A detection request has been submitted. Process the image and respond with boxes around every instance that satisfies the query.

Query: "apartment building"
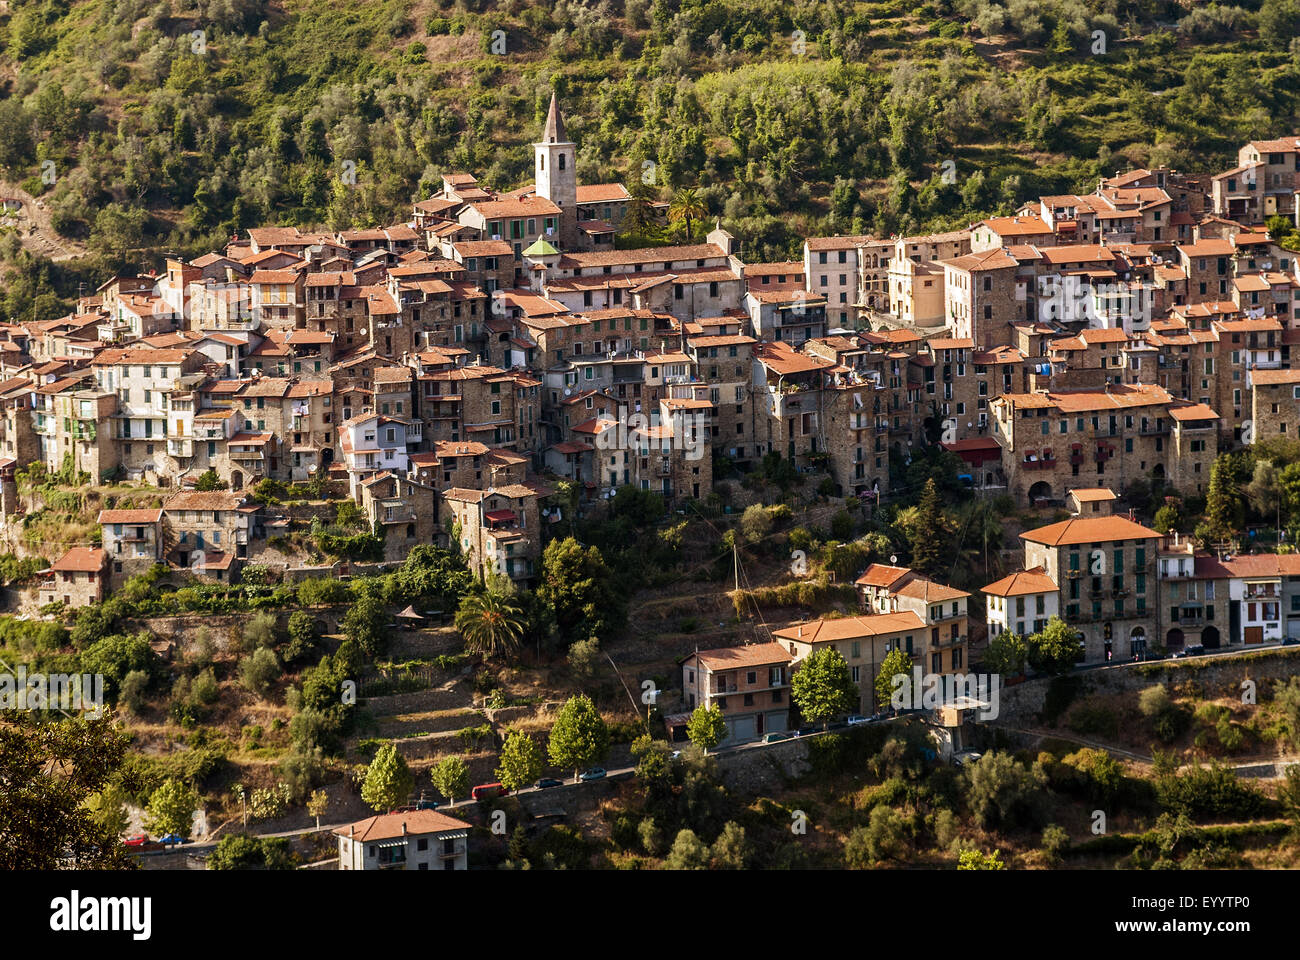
[1017,514,1161,661]
[677,642,792,746]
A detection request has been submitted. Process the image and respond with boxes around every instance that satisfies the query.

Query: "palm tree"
[668,187,707,240]
[455,591,526,662]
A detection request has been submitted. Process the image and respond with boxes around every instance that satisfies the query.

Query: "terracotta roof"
[1068,488,1117,502]
[689,642,793,671]
[163,491,250,511]
[49,547,105,573]
[1020,516,1158,547]
[893,578,970,603]
[98,509,163,524]
[854,563,912,589]
[982,567,1058,597]
[773,611,927,643]
[334,810,470,842]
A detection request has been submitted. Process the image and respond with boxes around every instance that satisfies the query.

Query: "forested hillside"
[2,0,1299,321]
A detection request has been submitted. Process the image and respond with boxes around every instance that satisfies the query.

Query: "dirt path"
[0,178,90,262]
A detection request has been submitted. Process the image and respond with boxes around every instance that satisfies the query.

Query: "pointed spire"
[543,92,567,144]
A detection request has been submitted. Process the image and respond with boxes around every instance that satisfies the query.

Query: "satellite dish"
[889,555,898,564]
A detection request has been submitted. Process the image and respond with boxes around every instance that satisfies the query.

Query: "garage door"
[730,716,758,743]
[767,711,789,734]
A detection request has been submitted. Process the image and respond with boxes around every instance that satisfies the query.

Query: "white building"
[982,566,1060,639]
[335,810,470,871]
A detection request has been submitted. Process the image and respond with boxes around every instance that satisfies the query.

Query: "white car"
[846,715,868,725]
[952,751,983,768]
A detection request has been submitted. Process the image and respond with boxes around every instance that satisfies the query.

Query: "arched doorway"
[1201,626,1221,650]
[1152,464,1166,480]
[230,471,244,491]
[321,448,334,465]
[1166,628,1184,650]
[1028,480,1051,506]
[1129,625,1147,657]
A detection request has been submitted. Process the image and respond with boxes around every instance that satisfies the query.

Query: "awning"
[484,509,517,523]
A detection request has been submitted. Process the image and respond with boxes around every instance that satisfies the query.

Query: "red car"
[471,782,506,801]
[123,834,148,848]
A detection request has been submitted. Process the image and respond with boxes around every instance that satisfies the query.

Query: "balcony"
[1021,457,1056,471]
[230,449,265,461]
[167,439,193,458]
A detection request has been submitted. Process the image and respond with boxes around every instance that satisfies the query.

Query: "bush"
[284,610,319,665]
[242,611,279,652]
[240,647,282,695]
[1156,763,1265,819]
[207,834,293,870]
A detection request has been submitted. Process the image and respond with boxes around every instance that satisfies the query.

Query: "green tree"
[284,610,319,665]
[455,591,526,663]
[966,752,1047,829]
[538,537,625,644]
[307,789,329,829]
[547,694,610,780]
[1153,499,1185,535]
[1026,616,1080,676]
[844,805,909,865]
[667,186,707,239]
[710,821,751,869]
[343,595,389,658]
[0,712,136,869]
[874,648,914,713]
[80,631,164,702]
[907,478,949,577]
[1260,0,1300,49]
[791,647,859,723]
[957,848,1005,870]
[430,756,469,805]
[1041,824,1070,864]
[740,503,772,543]
[663,828,710,869]
[360,743,415,812]
[984,630,1027,677]
[239,647,281,695]
[145,778,198,838]
[1201,455,1242,545]
[496,729,543,794]
[193,468,226,491]
[686,703,727,754]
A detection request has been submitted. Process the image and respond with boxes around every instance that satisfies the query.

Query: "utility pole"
[733,540,740,595]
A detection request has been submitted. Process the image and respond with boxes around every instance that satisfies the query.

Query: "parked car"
[1283,637,1300,646]
[952,751,983,768]
[159,833,187,846]
[762,730,795,743]
[846,715,868,725]
[579,767,606,782]
[123,835,148,848]
[414,798,441,810]
[470,782,506,801]
[535,778,563,790]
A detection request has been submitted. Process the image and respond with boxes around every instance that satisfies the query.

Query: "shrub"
[241,611,279,652]
[1156,763,1265,819]
[240,647,282,695]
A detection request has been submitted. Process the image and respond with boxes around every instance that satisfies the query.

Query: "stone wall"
[995,647,1300,725]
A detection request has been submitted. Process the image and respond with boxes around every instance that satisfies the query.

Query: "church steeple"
[542,92,569,144]
[535,92,577,249]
